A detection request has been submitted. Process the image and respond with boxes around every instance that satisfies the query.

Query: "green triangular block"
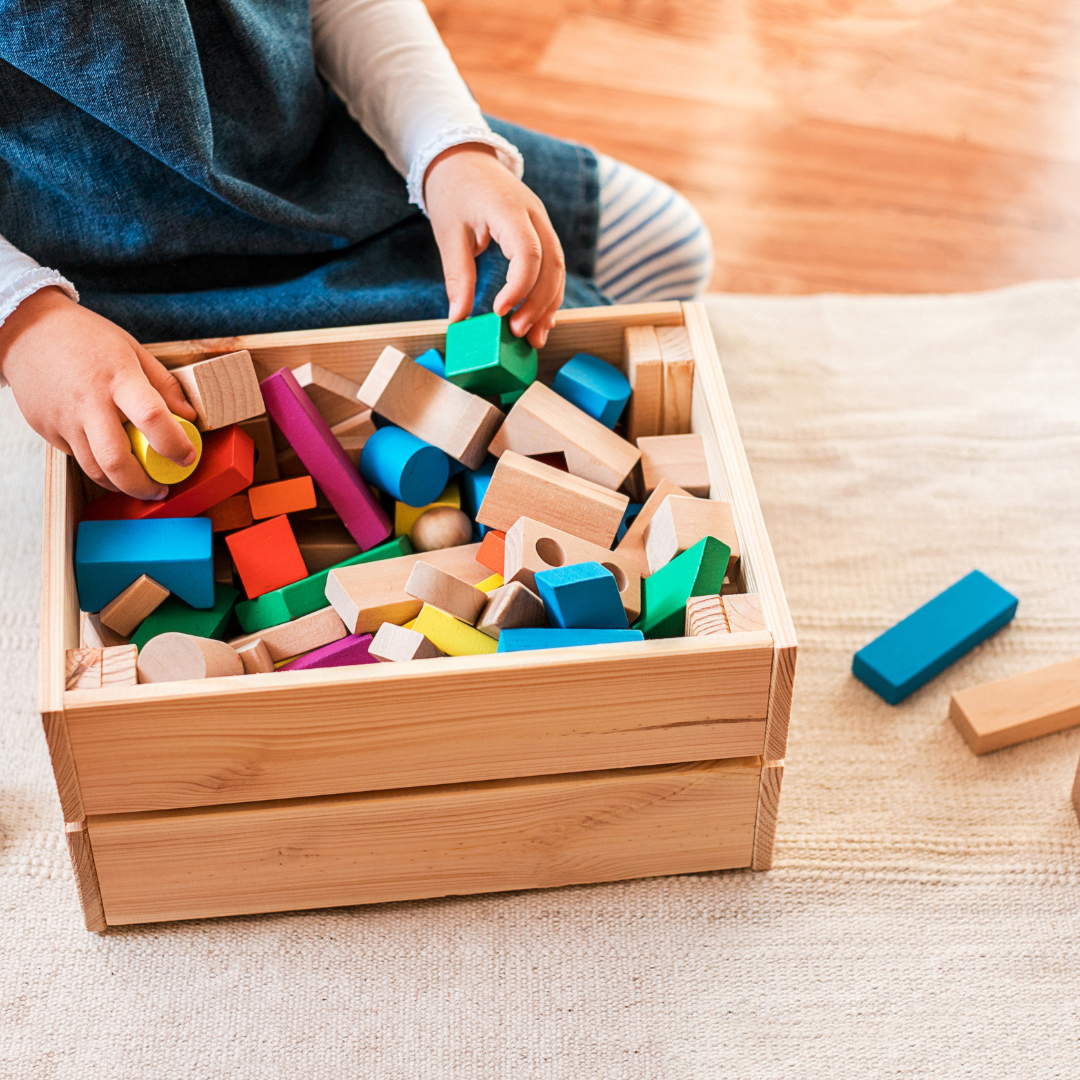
[445,312,537,396]
[130,585,240,650]
[633,536,731,639]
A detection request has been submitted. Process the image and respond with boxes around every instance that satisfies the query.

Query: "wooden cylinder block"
[137,633,244,684]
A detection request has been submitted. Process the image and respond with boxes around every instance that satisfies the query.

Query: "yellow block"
[394,480,460,538]
[125,416,202,484]
[413,603,497,657]
[402,618,417,631]
[477,574,504,593]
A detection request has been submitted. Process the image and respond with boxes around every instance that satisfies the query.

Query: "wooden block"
[488,381,640,491]
[214,542,234,586]
[261,366,391,550]
[292,362,365,427]
[237,416,279,484]
[405,562,488,625]
[80,425,255,522]
[292,517,361,573]
[502,517,641,621]
[235,638,275,674]
[395,480,460,539]
[550,353,631,429]
[225,515,308,600]
[99,574,170,637]
[614,478,692,578]
[949,656,1080,754]
[685,595,729,637]
[137,633,245,683]
[330,409,377,439]
[205,493,253,533]
[476,529,506,574]
[369,622,445,662]
[75,517,213,611]
[100,643,138,687]
[130,585,239,650]
[125,416,202,484]
[477,574,504,593]
[359,426,449,506]
[66,648,102,690]
[357,346,503,470]
[853,571,1019,705]
[444,311,537,395]
[637,434,710,498]
[497,629,644,653]
[476,581,547,641]
[247,476,317,519]
[230,605,347,662]
[79,611,129,649]
[657,326,694,436]
[723,594,766,634]
[634,536,730,639]
[476,451,628,549]
[171,350,264,431]
[326,544,488,634]
[643,495,739,576]
[411,507,473,552]
[535,562,628,631]
[280,633,376,671]
[623,325,663,443]
[274,446,308,480]
[412,603,498,656]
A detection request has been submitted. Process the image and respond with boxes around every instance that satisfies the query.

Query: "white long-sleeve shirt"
[0,0,522,334]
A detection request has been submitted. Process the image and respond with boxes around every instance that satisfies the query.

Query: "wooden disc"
[137,632,244,683]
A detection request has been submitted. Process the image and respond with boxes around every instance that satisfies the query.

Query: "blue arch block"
[359,426,450,508]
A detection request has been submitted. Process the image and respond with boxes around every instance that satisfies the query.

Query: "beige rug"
[2,282,1079,1078]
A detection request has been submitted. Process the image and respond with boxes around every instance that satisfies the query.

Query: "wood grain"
[88,758,762,925]
[751,760,784,872]
[64,821,107,932]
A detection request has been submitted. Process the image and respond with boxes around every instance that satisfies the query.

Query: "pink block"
[280,633,376,671]
[261,367,391,550]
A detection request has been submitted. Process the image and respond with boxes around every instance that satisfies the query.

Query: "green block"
[130,585,240,650]
[499,387,526,407]
[235,535,413,633]
[445,312,537,396]
[633,537,730,639]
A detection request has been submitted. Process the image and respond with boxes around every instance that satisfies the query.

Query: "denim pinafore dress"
[0,0,605,342]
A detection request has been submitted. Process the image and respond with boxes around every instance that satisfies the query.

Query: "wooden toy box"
[39,302,796,931]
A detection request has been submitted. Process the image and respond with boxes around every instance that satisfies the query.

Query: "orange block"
[476,529,506,575]
[248,476,317,520]
[225,515,309,599]
[205,493,253,533]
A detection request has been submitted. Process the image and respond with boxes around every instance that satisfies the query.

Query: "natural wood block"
[357,346,503,470]
[247,476,317,520]
[643,495,739,576]
[685,595,729,637]
[64,820,106,932]
[137,633,245,684]
[99,575,170,637]
[411,506,472,552]
[101,644,138,687]
[236,416,279,484]
[325,543,488,634]
[235,638,275,674]
[205,493,254,533]
[476,451,628,548]
[79,611,129,650]
[405,561,488,625]
[949,656,1080,754]
[225,515,309,600]
[623,325,663,444]
[292,517,361,574]
[503,517,641,621]
[723,594,766,634]
[487,380,640,490]
[614,478,692,578]
[412,604,499,657]
[230,605,347,662]
[369,622,445,663]
[476,581,547,640]
[637,434,710,498]
[330,409,377,440]
[66,648,102,690]
[171,350,264,431]
[292,362,365,427]
[657,325,695,436]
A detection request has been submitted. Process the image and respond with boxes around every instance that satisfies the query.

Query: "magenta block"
[280,633,376,671]
[260,367,391,550]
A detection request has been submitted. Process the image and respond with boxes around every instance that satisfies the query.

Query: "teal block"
[633,536,730,639]
[551,353,631,429]
[415,348,446,378]
[130,585,239,650]
[534,562,629,630]
[498,629,643,653]
[445,312,537,395]
[460,456,496,540]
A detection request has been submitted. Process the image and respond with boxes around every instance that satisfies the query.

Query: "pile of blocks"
[69,314,766,688]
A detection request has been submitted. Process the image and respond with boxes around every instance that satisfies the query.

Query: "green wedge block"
[234,535,413,633]
[445,312,537,396]
[633,536,731,639]
[130,585,240,650]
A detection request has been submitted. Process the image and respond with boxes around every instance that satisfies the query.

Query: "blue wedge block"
[534,561,629,630]
[497,628,644,653]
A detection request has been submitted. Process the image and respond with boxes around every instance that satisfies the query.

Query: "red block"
[476,529,506,575]
[225,515,309,599]
[81,426,255,522]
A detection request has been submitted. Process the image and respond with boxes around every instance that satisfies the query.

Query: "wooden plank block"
[225,515,308,600]
[137,633,245,684]
[643,495,739,575]
[87,758,761,924]
[410,506,472,552]
[235,638,275,674]
[623,325,663,444]
[685,594,729,637]
[488,381,640,490]
[657,325,695,435]
[204,493,253,533]
[356,346,503,470]
[247,476,317,520]
[635,537,730,639]
[280,633,376,671]
[230,606,347,662]
[369,622,445,662]
[236,416,279,484]
[260,366,391,550]
[99,575,170,636]
[64,821,106,932]
[614,478,692,578]
[637,434,710,498]
[330,409,377,440]
[498,628,644,652]
[948,656,1080,754]
[476,582,547,641]
[853,571,1019,705]
[535,563,629,631]
[412,604,498,656]
[292,362,365,427]
[79,611,129,649]
[751,760,784,871]
[170,350,264,431]
[405,562,488,625]
[476,451,628,548]
[66,648,102,690]
[100,644,138,687]
[723,594,766,634]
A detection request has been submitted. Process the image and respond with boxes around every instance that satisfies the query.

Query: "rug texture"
[1,281,1079,1079]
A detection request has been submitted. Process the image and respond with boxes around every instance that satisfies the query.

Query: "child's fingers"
[112,377,197,467]
[492,213,543,320]
[503,211,565,342]
[82,413,168,500]
[138,349,198,423]
[525,290,564,351]
[63,432,120,494]
[435,223,479,323]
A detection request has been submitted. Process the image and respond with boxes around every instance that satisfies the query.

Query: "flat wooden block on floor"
[623,325,663,444]
[643,495,738,576]
[404,561,488,625]
[637,434,711,498]
[99,575,170,637]
[949,656,1080,754]
[171,350,264,431]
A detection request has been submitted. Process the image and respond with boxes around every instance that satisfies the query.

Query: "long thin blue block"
[534,561,629,630]
[550,353,632,429]
[75,517,214,611]
[497,628,644,653]
[359,426,449,507]
[852,570,1019,705]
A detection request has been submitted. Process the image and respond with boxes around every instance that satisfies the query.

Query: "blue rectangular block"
[497,628,644,653]
[852,570,1018,704]
[534,561,629,630]
[75,517,214,612]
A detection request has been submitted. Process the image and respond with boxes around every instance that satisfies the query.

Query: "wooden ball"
[411,507,473,552]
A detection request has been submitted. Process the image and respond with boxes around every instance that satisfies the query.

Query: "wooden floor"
[426,0,1080,294]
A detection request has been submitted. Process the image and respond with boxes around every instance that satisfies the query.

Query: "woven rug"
[2,282,1079,1079]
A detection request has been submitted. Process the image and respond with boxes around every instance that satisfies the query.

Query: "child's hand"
[0,287,199,500]
[424,144,566,349]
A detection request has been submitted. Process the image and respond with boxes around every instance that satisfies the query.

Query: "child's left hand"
[424,144,565,349]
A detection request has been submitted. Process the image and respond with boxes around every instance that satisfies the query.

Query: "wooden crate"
[39,302,796,930]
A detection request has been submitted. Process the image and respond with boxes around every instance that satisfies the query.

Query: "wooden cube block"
[101,643,138,687]
[614,478,692,578]
[280,633,376,671]
[623,325,663,444]
[99,574,170,637]
[248,476,317,520]
[634,536,730,639]
[66,647,102,690]
[412,603,498,657]
[205,493,254,533]
[369,622,445,662]
[410,507,472,552]
[237,416,279,484]
[723,594,766,634]
[550,353,631,430]
[657,326,694,436]
[404,561,488,625]
[535,562,629,631]
[359,426,449,507]
[685,595,729,637]
[292,362,366,427]
[444,312,537,395]
[225,515,309,600]
[170,350,265,431]
[129,585,239,650]
[643,495,739,575]
[637,434,710,498]
[230,605,347,662]
[137,633,245,683]
[476,582,547,641]
[125,415,202,485]
[66,644,139,690]
[235,638,276,674]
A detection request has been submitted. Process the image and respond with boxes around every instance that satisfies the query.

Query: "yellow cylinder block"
[125,416,202,485]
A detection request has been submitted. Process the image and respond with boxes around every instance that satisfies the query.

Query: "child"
[0,0,712,501]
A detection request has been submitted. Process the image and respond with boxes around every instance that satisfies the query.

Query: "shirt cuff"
[0,268,80,389]
[407,126,525,214]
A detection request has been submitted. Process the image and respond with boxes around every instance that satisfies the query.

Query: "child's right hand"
[0,287,198,500]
